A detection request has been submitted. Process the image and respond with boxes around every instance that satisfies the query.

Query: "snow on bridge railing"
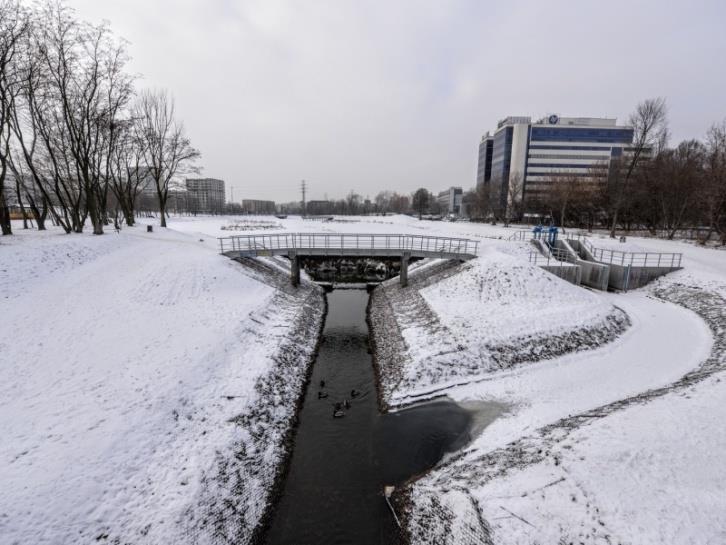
[218,233,479,257]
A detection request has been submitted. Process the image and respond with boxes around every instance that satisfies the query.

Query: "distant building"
[437,187,463,215]
[242,199,276,214]
[307,200,334,215]
[186,178,225,213]
[476,115,635,214]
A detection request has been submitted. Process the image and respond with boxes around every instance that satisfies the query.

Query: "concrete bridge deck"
[219,233,479,286]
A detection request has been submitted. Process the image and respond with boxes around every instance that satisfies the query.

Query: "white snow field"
[2,214,725,545]
[0,222,322,544]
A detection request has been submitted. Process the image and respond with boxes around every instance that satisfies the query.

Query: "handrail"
[565,234,682,268]
[516,230,683,268]
[218,232,479,257]
[528,249,575,267]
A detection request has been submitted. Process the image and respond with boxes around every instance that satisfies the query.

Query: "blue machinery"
[533,225,559,247]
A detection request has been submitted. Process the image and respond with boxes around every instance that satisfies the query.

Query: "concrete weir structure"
[526,230,683,291]
[219,233,479,286]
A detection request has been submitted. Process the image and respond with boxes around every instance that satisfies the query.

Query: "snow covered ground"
[2,213,725,545]
[343,217,725,545]
[0,221,322,544]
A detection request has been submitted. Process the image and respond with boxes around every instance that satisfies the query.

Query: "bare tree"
[0,0,28,235]
[465,183,491,220]
[608,97,669,237]
[412,187,431,219]
[504,172,524,226]
[389,192,409,214]
[702,121,726,244]
[108,119,147,226]
[656,140,704,239]
[545,172,581,228]
[374,190,392,213]
[134,89,199,227]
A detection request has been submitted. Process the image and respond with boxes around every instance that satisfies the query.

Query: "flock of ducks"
[317,379,361,418]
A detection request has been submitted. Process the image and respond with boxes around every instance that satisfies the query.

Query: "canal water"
[264,289,489,545]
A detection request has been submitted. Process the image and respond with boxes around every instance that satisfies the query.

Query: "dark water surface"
[264,289,486,545]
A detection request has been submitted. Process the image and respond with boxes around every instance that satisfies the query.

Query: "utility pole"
[301,179,307,216]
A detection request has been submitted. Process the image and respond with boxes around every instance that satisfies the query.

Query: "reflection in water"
[264,289,499,545]
[302,257,408,284]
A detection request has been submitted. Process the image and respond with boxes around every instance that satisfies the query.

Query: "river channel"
[264,288,493,544]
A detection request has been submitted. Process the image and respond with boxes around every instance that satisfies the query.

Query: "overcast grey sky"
[66,0,726,203]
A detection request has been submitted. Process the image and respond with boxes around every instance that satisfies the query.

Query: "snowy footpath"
[0,224,323,544]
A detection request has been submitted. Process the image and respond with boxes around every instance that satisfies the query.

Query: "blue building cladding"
[530,126,634,144]
[490,127,513,183]
[490,127,514,209]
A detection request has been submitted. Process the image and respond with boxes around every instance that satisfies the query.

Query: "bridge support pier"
[290,252,300,287]
[400,252,410,287]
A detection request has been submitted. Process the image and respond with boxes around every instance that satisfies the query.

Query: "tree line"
[0,0,200,236]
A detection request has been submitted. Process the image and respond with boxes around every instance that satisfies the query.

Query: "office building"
[437,186,463,215]
[186,178,226,213]
[476,115,635,213]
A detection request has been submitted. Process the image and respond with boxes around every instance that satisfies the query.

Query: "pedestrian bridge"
[218,233,479,286]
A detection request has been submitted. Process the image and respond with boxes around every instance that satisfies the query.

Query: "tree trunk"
[14,178,29,230]
[609,208,619,238]
[0,190,11,235]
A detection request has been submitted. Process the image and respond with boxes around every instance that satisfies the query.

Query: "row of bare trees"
[0,0,199,236]
[530,122,726,242]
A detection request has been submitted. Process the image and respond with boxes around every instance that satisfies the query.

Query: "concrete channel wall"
[540,264,581,285]
[566,238,681,291]
[563,240,610,291]
[606,263,683,290]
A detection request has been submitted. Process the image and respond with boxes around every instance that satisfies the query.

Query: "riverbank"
[0,225,325,544]
[369,252,630,407]
[364,223,726,543]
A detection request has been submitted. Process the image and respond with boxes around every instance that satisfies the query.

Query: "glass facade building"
[475,115,635,214]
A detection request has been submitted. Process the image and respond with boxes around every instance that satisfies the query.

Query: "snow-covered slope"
[422,247,616,348]
[0,225,321,544]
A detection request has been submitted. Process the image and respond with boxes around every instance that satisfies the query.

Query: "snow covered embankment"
[404,284,726,545]
[370,248,629,406]
[184,258,325,544]
[0,229,324,545]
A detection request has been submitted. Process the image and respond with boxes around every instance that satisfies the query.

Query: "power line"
[301,179,307,216]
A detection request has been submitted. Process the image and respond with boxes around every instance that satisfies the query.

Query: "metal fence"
[219,233,479,257]
[572,236,682,268]
[528,247,577,266]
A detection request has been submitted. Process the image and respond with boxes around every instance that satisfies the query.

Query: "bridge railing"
[565,235,682,268]
[219,233,479,257]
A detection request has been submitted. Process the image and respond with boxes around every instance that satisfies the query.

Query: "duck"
[320,380,326,388]
[317,391,328,399]
[350,389,360,398]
